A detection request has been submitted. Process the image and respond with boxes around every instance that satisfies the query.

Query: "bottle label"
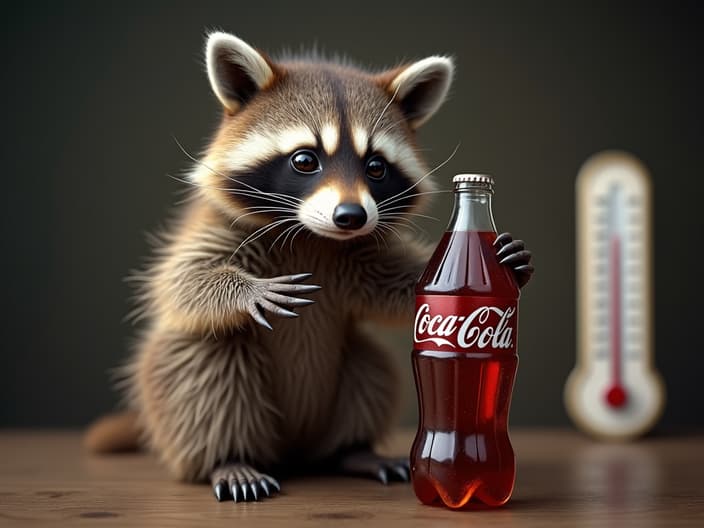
[414,295,518,353]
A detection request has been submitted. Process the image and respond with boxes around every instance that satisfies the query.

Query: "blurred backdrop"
[2,1,702,428]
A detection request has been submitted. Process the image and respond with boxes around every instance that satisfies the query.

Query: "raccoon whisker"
[278,222,299,249]
[376,142,460,208]
[368,231,381,252]
[381,217,427,237]
[269,222,301,253]
[376,189,453,210]
[370,81,402,138]
[379,211,439,222]
[379,218,426,235]
[376,108,429,136]
[237,203,297,211]
[173,192,200,207]
[167,172,300,211]
[227,188,301,209]
[376,203,417,213]
[289,224,308,251]
[231,208,297,227]
[231,217,297,257]
[375,230,390,251]
[282,222,307,252]
[375,222,406,247]
[375,112,424,137]
[235,205,297,214]
[227,181,303,207]
[368,229,389,251]
[232,218,295,258]
[230,212,295,231]
[167,172,231,192]
[235,204,298,215]
[379,218,420,233]
[173,136,303,206]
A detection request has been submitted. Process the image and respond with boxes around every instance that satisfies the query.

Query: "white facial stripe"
[298,186,377,240]
[320,123,340,155]
[227,133,278,171]
[226,126,316,170]
[370,131,400,163]
[370,131,425,182]
[275,127,318,154]
[351,126,369,157]
[298,186,342,238]
[359,189,378,228]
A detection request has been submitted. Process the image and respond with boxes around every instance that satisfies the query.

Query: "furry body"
[127,202,426,482]
[115,34,454,487]
[85,32,533,501]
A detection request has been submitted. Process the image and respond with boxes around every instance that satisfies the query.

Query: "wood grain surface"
[0,429,702,527]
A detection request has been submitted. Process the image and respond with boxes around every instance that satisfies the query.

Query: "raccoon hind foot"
[211,463,281,502]
[337,448,410,485]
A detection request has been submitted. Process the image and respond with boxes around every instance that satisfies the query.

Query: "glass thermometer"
[565,151,665,439]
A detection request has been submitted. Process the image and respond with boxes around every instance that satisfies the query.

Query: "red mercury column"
[605,235,628,408]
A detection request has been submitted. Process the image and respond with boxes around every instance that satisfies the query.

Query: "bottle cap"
[452,173,495,185]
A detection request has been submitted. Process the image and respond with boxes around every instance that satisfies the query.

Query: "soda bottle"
[411,174,520,509]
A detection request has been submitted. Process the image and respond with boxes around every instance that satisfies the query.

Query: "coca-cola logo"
[414,302,516,350]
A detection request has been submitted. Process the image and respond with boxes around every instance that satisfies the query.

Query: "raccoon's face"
[192,32,454,241]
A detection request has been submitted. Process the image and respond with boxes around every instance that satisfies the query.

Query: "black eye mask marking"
[226,155,322,215]
[365,160,418,212]
[225,150,420,225]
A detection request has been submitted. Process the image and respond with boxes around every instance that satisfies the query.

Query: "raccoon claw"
[250,273,320,328]
[247,304,273,331]
[494,232,534,288]
[211,463,281,503]
[493,232,513,247]
[337,449,411,485]
[496,239,525,258]
[499,250,532,266]
[214,479,228,502]
[261,272,312,283]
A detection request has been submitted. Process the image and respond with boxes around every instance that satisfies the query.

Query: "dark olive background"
[2,1,702,429]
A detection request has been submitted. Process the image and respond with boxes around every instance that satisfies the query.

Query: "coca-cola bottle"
[411,174,520,509]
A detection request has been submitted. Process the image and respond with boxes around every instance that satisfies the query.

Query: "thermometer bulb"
[605,386,628,408]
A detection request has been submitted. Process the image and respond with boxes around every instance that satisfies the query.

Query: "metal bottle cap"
[452,173,495,185]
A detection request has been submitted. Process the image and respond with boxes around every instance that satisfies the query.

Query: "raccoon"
[85,32,534,503]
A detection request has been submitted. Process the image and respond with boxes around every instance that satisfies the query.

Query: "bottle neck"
[446,182,497,232]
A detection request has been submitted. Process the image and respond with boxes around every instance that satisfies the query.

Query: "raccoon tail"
[84,411,141,453]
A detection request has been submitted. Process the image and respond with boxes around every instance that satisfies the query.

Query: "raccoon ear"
[378,56,454,129]
[206,32,277,113]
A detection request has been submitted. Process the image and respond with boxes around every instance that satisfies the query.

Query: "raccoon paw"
[211,463,281,503]
[247,273,321,330]
[494,232,534,288]
[337,448,410,485]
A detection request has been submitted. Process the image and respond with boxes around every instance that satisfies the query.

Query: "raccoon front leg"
[316,327,408,484]
[494,232,534,287]
[151,253,320,334]
[346,238,431,323]
[131,329,283,493]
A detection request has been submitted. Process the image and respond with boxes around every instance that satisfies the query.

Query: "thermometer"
[565,151,665,440]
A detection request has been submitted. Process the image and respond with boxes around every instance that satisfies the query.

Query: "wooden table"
[0,429,702,527]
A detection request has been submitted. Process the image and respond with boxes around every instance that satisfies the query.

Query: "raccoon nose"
[333,203,368,230]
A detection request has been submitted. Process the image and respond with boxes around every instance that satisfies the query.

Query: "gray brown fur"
[125,202,430,482]
[119,32,454,485]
